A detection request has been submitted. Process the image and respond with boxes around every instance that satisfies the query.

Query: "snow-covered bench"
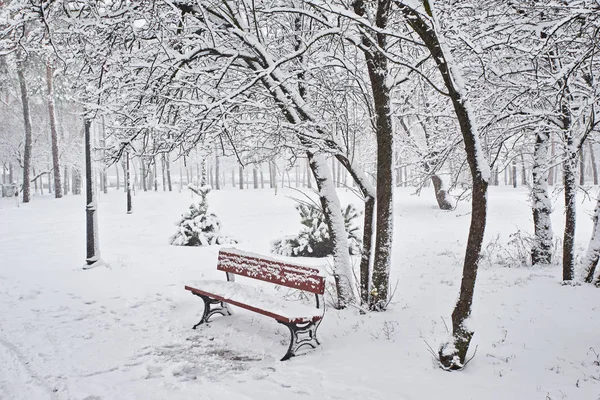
[184,248,326,361]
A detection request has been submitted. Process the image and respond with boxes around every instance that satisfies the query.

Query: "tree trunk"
[353,0,395,310]
[584,193,600,283]
[431,175,453,210]
[302,161,307,187]
[72,167,81,195]
[8,163,13,184]
[308,151,355,308]
[48,167,53,194]
[306,159,312,189]
[399,2,490,369]
[126,152,132,214]
[512,160,517,188]
[214,149,220,190]
[161,155,166,191]
[133,158,139,190]
[116,162,120,191]
[179,159,183,192]
[166,154,172,191]
[84,117,102,267]
[46,61,62,198]
[563,122,576,281]
[260,168,264,189]
[580,146,586,186]
[239,165,244,190]
[589,141,598,186]
[331,158,336,187]
[63,165,69,194]
[335,153,377,305]
[548,138,555,186]
[531,131,553,265]
[141,159,147,191]
[33,167,38,194]
[153,157,158,191]
[253,166,259,189]
[101,117,108,194]
[520,154,527,186]
[17,51,32,203]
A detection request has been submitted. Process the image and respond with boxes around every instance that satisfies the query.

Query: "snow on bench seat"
[185,280,323,324]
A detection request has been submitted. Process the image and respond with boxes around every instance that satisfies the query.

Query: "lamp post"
[84,117,103,269]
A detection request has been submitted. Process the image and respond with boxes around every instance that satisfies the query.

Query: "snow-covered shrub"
[170,184,237,246]
[271,203,361,257]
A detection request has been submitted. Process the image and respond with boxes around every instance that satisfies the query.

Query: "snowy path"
[0,331,57,400]
[1,187,600,399]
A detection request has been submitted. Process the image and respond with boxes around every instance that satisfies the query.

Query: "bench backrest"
[217,249,326,295]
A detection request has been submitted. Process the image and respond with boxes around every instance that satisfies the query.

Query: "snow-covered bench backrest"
[217,248,326,295]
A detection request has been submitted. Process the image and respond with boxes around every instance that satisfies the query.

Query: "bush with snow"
[271,202,361,257]
[170,184,237,246]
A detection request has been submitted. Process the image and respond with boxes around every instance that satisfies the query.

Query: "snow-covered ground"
[1,186,600,400]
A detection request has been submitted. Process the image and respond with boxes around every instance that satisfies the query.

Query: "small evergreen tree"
[170,184,237,246]
[272,203,361,257]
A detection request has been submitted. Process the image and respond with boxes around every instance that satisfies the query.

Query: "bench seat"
[185,280,323,324]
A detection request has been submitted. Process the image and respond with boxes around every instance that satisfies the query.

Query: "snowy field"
[1,186,600,400]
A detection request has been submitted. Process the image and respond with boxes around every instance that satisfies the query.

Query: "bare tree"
[46,60,62,198]
[397,0,491,369]
[16,51,32,203]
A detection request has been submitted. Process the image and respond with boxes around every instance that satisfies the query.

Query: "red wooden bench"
[185,248,326,361]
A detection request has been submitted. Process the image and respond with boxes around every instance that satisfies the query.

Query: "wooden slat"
[217,250,326,294]
[184,286,323,324]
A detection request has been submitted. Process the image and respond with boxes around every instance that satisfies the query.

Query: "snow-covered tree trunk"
[548,138,556,186]
[141,159,147,191]
[214,149,220,190]
[101,118,108,194]
[521,154,527,186]
[430,175,452,210]
[531,131,553,265]
[306,160,312,189]
[46,61,62,198]
[308,151,356,308]
[590,141,598,185]
[16,52,32,203]
[238,165,244,190]
[153,157,158,191]
[563,121,577,281]
[161,155,166,191]
[269,161,275,189]
[583,193,600,283]
[115,163,120,191]
[353,0,395,310]
[126,152,132,214]
[399,0,490,369]
[166,153,172,191]
[63,165,69,194]
[580,147,586,186]
[336,154,376,305]
[72,167,80,195]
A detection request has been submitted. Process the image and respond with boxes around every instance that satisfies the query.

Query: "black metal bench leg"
[278,319,322,361]
[191,294,232,329]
